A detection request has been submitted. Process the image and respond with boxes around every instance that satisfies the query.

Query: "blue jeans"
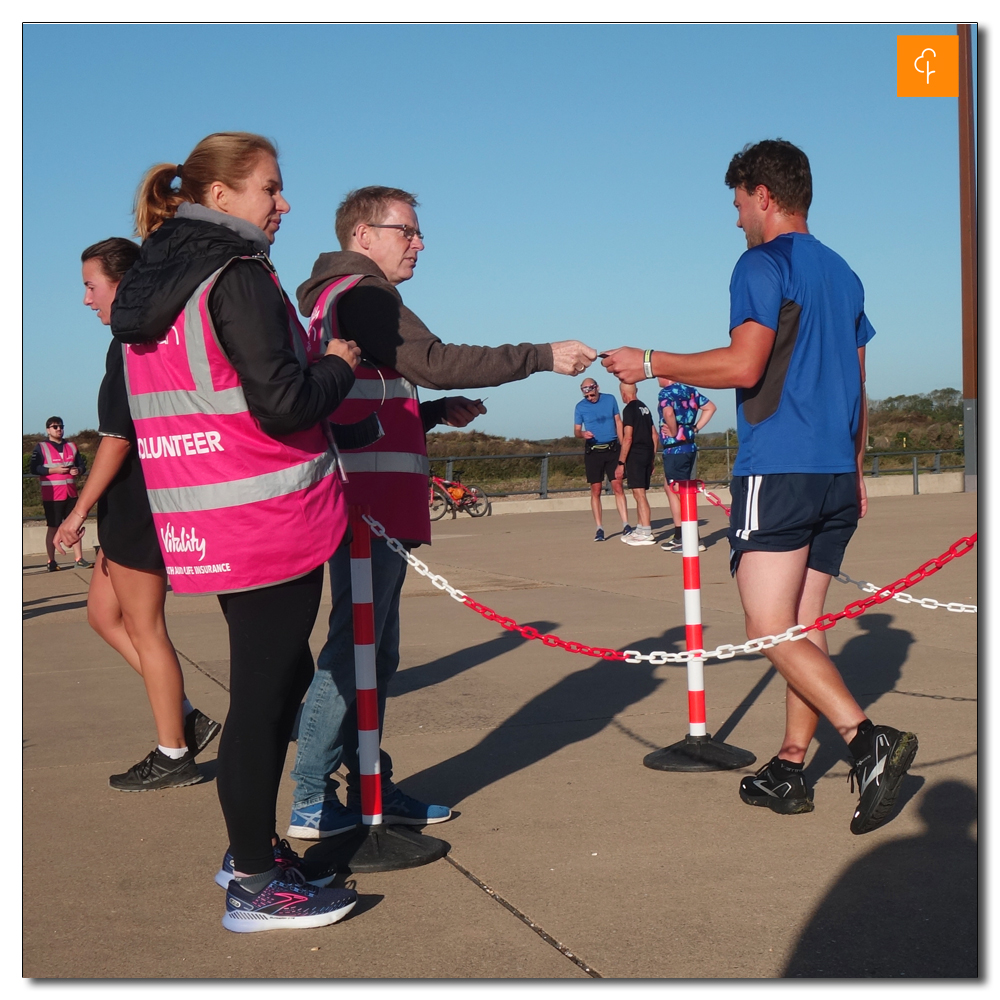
[290,536,408,808]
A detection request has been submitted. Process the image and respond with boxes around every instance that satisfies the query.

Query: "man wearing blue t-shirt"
[574,377,630,541]
[600,140,916,836]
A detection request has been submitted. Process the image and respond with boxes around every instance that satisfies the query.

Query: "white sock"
[637,525,652,535]
[158,744,188,759]
[182,699,195,718]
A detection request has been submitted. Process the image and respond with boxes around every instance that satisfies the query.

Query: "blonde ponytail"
[132,132,279,240]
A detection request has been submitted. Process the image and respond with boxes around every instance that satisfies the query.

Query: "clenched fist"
[325,338,362,370]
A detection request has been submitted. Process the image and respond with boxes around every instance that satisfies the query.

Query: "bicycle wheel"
[429,483,452,521]
[464,484,491,517]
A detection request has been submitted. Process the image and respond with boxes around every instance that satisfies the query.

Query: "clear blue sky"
[22,22,976,440]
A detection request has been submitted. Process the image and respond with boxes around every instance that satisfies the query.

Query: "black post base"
[643,733,756,772]
[302,823,450,877]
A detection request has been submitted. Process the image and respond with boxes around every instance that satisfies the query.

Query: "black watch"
[617,460,625,466]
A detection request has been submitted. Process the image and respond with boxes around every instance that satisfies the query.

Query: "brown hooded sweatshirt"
[296,251,554,398]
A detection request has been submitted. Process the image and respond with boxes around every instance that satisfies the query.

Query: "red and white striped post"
[642,481,755,772]
[307,506,448,874]
[678,480,707,738]
[349,504,382,827]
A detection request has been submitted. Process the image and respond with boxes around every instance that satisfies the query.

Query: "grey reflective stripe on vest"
[338,452,430,476]
[145,449,339,515]
[124,258,266,420]
[43,477,75,486]
[347,377,419,402]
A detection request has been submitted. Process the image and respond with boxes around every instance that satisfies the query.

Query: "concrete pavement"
[23,493,978,978]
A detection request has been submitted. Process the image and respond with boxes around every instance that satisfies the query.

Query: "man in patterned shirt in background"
[657,378,716,551]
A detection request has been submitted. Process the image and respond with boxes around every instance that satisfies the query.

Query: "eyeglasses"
[368,224,423,242]
[47,424,64,429]
[581,386,598,394]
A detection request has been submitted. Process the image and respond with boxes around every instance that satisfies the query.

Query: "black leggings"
[216,566,324,874]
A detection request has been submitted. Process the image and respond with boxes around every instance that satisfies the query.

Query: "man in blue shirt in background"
[574,377,630,541]
[600,139,917,836]
[657,378,716,552]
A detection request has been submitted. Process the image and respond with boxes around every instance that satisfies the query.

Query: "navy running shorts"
[728,472,859,577]
[662,451,696,482]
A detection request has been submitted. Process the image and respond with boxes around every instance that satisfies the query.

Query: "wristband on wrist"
[643,350,654,380]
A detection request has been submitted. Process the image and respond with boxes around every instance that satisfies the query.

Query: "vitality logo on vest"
[160,523,232,576]
[160,523,208,561]
[137,432,224,460]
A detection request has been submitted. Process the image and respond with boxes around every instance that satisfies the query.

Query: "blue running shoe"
[348,786,453,826]
[222,876,357,934]
[286,798,361,841]
[215,838,336,890]
[594,528,605,542]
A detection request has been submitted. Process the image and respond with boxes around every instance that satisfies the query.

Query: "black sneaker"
[109,748,202,791]
[75,558,92,569]
[739,757,815,815]
[47,561,60,572]
[184,708,222,757]
[848,720,918,835]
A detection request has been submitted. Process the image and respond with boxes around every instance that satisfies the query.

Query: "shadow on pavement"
[804,613,915,784]
[23,599,89,620]
[390,620,558,698]
[783,780,978,977]
[399,626,685,808]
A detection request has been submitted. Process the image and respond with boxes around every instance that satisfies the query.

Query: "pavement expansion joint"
[887,689,977,703]
[176,648,230,693]
[444,854,602,979]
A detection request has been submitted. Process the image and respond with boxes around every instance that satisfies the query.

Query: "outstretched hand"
[550,340,598,376]
[600,347,647,383]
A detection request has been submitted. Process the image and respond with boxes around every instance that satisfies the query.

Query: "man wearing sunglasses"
[574,379,630,542]
[287,186,597,841]
[29,416,90,571]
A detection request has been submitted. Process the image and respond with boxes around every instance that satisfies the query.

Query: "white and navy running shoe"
[222,876,357,933]
[215,838,336,890]
[739,757,815,815]
[848,720,918,835]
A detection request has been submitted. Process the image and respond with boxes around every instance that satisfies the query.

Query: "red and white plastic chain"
[362,515,977,665]
[694,481,976,614]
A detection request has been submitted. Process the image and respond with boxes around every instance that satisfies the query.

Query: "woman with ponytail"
[111,132,361,933]
[56,238,222,792]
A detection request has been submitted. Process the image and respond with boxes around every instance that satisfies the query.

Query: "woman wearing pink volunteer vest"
[56,238,222,794]
[110,132,360,934]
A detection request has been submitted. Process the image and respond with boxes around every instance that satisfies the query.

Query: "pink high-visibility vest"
[123,256,348,595]
[37,441,79,502]
[308,276,431,545]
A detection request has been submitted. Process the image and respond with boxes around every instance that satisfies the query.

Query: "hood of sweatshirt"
[110,204,271,343]
[296,250,398,318]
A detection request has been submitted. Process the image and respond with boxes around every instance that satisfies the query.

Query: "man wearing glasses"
[287,186,597,840]
[29,416,90,571]
[574,378,630,542]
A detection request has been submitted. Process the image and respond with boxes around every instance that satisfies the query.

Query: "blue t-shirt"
[574,393,620,444]
[657,383,710,453]
[728,232,876,475]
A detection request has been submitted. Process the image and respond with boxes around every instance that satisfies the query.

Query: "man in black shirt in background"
[616,383,658,545]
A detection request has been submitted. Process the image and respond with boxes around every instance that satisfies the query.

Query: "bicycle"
[429,472,491,520]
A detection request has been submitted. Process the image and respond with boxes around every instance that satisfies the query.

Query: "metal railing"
[427,447,965,500]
